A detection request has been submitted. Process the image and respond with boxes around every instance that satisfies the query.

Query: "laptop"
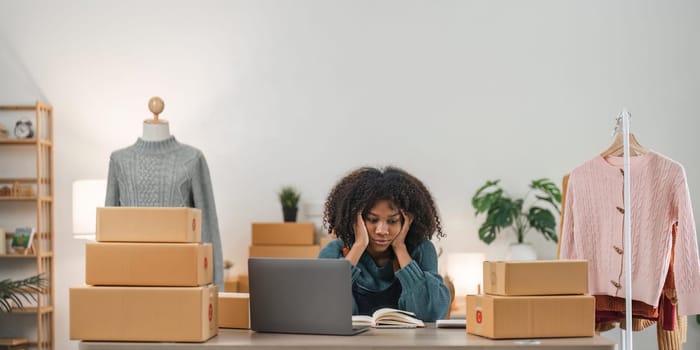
[248,258,370,336]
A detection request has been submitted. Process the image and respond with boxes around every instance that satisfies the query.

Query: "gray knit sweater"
[105,136,223,289]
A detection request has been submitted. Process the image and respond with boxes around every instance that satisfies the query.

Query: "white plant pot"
[506,243,537,261]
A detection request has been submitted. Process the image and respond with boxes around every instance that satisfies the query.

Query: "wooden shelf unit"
[9,306,54,315]
[0,101,54,350]
[0,252,53,259]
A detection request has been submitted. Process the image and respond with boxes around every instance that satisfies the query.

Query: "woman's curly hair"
[323,166,444,249]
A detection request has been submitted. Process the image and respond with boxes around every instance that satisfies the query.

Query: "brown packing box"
[249,245,320,259]
[86,242,212,286]
[466,294,594,339]
[218,292,249,329]
[483,260,588,296]
[224,278,239,292]
[70,285,218,342]
[97,207,201,243]
[251,223,314,245]
[319,235,336,248]
[237,274,249,293]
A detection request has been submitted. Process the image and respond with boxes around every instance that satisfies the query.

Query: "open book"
[352,308,425,328]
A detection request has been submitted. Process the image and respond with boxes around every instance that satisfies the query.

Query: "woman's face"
[364,200,402,254]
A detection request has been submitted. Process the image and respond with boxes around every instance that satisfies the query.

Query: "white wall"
[0,1,699,349]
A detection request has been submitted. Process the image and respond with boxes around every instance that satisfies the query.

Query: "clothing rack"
[617,109,633,350]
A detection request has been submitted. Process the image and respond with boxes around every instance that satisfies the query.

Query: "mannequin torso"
[142,122,171,141]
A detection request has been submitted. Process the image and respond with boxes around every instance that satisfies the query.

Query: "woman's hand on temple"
[343,212,369,266]
[392,210,413,249]
[354,212,370,249]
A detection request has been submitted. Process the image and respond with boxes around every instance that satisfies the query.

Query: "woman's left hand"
[392,210,413,249]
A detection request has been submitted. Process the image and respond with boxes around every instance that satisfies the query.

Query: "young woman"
[318,166,450,322]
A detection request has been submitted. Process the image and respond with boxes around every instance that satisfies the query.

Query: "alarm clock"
[14,119,34,139]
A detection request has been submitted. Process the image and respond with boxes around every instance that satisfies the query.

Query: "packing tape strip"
[474,296,483,334]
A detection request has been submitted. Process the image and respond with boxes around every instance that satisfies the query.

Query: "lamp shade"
[446,252,485,297]
[72,179,107,239]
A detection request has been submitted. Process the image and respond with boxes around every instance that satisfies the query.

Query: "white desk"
[80,327,617,350]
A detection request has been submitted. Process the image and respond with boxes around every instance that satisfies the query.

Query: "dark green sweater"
[318,239,450,321]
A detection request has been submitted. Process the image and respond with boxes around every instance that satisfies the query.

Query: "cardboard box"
[249,245,320,259]
[218,292,249,329]
[70,285,218,342]
[319,235,336,248]
[97,207,201,243]
[251,223,314,245]
[224,278,239,292]
[237,274,249,293]
[483,260,588,296]
[466,294,594,339]
[85,243,212,286]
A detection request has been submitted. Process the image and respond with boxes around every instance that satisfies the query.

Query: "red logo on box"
[204,257,208,269]
[209,303,213,322]
[192,218,196,231]
[476,310,483,324]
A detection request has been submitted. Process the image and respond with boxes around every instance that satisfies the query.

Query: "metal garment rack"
[617,109,633,350]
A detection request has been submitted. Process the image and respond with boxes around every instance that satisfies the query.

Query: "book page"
[372,308,425,327]
[372,308,416,318]
[352,315,373,327]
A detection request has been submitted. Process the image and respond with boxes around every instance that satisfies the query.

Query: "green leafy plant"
[1,274,47,313]
[472,178,561,245]
[278,186,301,209]
[224,259,234,270]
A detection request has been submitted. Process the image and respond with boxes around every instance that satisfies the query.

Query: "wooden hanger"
[600,111,648,157]
[600,132,648,157]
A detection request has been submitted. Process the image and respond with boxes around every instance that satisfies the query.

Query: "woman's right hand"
[344,212,369,266]
[353,212,369,249]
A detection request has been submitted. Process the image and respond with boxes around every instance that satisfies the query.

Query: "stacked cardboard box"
[248,222,320,258]
[218,292,250,329]
[319,233,337,248]
[224,223,320,294]
[70,207,218,342]
[466,260,594,339]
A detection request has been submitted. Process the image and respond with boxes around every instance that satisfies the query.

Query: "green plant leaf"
[530,178,562,203]
[472,178,561,246]
[0,274,46,313]
[527,206,558,243]
[0,298,11,313]
[478,197,518,245]
[8,293,25,310]
[471,180,502,215]
[488,198,515,228]
[473,189,503,215]
[278,186,301,209]
[512,198,523,216]
[535,195,561,215]
[478,215,503,244]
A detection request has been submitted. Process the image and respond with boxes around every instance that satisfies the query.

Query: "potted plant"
[278,186,301,222]
[223,259,234,281]
[1,274,46,312]
[471,178,561,260]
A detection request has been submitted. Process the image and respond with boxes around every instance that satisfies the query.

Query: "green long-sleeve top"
[318,239,450,322]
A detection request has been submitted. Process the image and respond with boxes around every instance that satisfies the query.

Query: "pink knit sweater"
[560,151,700,316]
